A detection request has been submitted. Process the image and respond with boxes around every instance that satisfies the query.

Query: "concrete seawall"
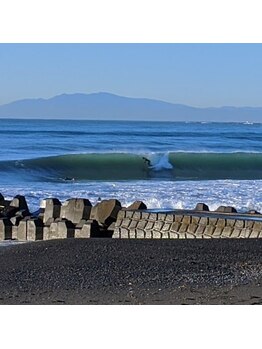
[1,193,262,241]
[113,209,262,239]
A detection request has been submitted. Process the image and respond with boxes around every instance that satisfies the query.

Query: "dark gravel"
[0,238,261,304]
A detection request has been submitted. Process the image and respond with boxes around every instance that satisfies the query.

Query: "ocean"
[0,119,261,213]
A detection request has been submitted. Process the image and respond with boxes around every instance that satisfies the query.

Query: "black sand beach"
[0,239,261,304]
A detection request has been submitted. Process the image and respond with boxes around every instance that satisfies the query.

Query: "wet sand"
[0,239,261,304]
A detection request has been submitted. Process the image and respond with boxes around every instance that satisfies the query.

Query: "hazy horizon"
[1,44,262,115]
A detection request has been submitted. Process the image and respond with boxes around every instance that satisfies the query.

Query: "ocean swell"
[0,152,262,181]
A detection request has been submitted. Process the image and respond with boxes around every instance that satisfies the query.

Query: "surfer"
[142,157,151,167]
[64,177,75,181]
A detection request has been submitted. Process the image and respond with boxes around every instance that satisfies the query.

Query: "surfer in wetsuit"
[142,157,151,167]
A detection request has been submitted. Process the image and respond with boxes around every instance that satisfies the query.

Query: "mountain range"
[0,92,261,122]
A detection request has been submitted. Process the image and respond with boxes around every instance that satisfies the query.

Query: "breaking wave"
[1,152,262,181]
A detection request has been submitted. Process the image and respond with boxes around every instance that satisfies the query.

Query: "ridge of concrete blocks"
[0,193,262,242]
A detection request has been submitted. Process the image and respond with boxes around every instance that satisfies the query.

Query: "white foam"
[1,179,262,213]
[149,153,173,171]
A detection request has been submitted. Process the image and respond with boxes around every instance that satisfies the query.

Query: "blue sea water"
[0,119,262,212]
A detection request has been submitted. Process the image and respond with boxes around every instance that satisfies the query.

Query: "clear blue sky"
[1,43,262,107]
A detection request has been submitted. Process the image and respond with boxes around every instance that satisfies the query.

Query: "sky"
[1,43,262,107]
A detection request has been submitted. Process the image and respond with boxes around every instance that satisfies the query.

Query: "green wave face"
[19,153,150,180]
[2,152,262,181]
[168,152,262,180]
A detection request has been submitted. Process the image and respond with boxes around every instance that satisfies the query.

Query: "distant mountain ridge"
[0,92,261,122]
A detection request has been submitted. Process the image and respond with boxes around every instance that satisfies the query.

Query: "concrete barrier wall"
[112,210,262,239]
[1,193,262,242]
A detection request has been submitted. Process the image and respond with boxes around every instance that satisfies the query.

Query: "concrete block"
[195,224,205,236]
[10,216,23,226]
[129,230,136,238]
[161,232,170,239]
[188,223,198,234]
[95,199,122,227]
[192,216,200,224]
[182,215,191,225]
[141,212,150,220]
[169,232,179,239]
[231,228,241,238]
[12,226,18,240]
[27,218,44,241]
[137,220,147,230]
[162,223,171,231]
[119,228,129,238]
[145,221,154,230]
[57,220,75,238]
[154,221,164,231]
[199,217,208,225]
[245,220,254,229]
[158,213,167,221]
[43,198,61,224]
[152,231,161,238]
[216,206,237,213]
[235,220,244,229]
[239,228,251,238]
[226,219,235,227]
[149,213,157,221]
[250,230,260,238]
[222,226,232,238]
[185,232,196,239]
[217,218,226,228]
[125,210,134,218]
[253,221,262,231]
[174,214,183,223]
[61,198,92,224]
[117,210,126,220]
[145,230,153,238]
[203,225,215,237]
[0,218,12,240]
[10,195,29,211]
[129,220,138,229]
[194,203,209,211]
[178,223,188,233]
[75,220,100,238]
[121,218,131,228]
[213,227,223,237]
[209,217,218,226]
[171,222,180,232]
[48,222,59,240]
[17,219,28,241]
[127,201,147,210]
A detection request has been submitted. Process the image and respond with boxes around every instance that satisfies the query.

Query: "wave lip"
[1,151,262,181]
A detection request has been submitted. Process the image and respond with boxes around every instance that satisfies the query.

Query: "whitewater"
[0,119,261,212]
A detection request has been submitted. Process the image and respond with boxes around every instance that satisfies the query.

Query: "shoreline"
[0,238,261,305]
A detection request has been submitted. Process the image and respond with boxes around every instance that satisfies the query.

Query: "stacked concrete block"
[75,220,100,238]
[44,220,75,240]
[0,218,12,240]
[43,198,61,224]
[113,209,262,239]
[27,218,44,241]
[91,199,121,227]
[17,218,29,241]
[126,201,147,210]
[61,198,92,224]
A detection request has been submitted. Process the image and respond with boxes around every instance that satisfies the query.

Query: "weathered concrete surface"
[43,198,61,224]
[91,199,121,227]
[113,209,262,239]
[60,198,92,224]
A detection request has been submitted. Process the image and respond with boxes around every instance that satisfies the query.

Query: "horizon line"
[1,91,262,110]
